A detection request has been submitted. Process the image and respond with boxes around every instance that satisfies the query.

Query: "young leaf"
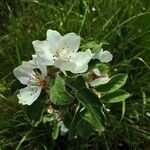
[95,74,128,93]
[52,123,60,140]
[50,75,74,105]
[101,90,130,103]
[96,63,110,74]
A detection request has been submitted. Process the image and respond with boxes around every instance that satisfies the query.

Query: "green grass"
[0,0,150,149]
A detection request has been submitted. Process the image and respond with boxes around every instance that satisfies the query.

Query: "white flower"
[88,68,110,87]
[13,56,47,105]
[32,29,94,73]
[93,49,113,63]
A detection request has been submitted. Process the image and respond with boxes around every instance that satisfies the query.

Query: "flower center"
[39,79,47,89]
[87,73,99,82]
[54,49,71,61]
[28,70,46,89]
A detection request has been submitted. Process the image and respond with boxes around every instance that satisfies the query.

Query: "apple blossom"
[32,29,94,73]
[88,68,110,87]
[13,56,47,105]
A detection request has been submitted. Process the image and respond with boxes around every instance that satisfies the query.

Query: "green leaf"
[50,75,74,105]
[43,114,55,124]
[95,74,128,93]
[77,88,102,106]
[26,91,46,125]
[96,63,110,74]
[52,123,60,140]
[77,119,93,138]
[72,80,104,132]
[71,76,104,132]
[72,77,102,106]
[81,107,104,133]
[71,76,87,91]
[101,90,130,103]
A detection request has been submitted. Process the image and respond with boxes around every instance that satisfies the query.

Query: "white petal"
[22,60,37,69]
[93,68,101,76]
[32,40,54,65]
[90,76,110,87]
[59,33,80,53]
[13,65,35,85]
[46,29,62,51]
[58,121,68,136]
[32,55,47,76]
[92,48,103,59]
[36,50,54,66]
[99,50,113,62]
[72,64,89,74]
[93,49,113,63]
[17,86,41,105]
[32,40,50,52]
[54,60,75,72]
[70,49,94,73]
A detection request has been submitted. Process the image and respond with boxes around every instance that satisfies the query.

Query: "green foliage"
[96,63,110,74]
[52,122,60,140]
[71,77,104,132]
[96,74,128,93]
[50,75,74,105]
[76,119,93,138]
[101,90,130,103]
[81,109,104,132]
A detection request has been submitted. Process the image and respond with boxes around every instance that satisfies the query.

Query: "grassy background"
[0,0,150,149]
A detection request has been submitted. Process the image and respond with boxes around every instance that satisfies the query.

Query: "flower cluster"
[13,29,113,106]
[13,30,131,138]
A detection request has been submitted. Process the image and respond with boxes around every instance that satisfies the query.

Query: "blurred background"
[0,0,150,149]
